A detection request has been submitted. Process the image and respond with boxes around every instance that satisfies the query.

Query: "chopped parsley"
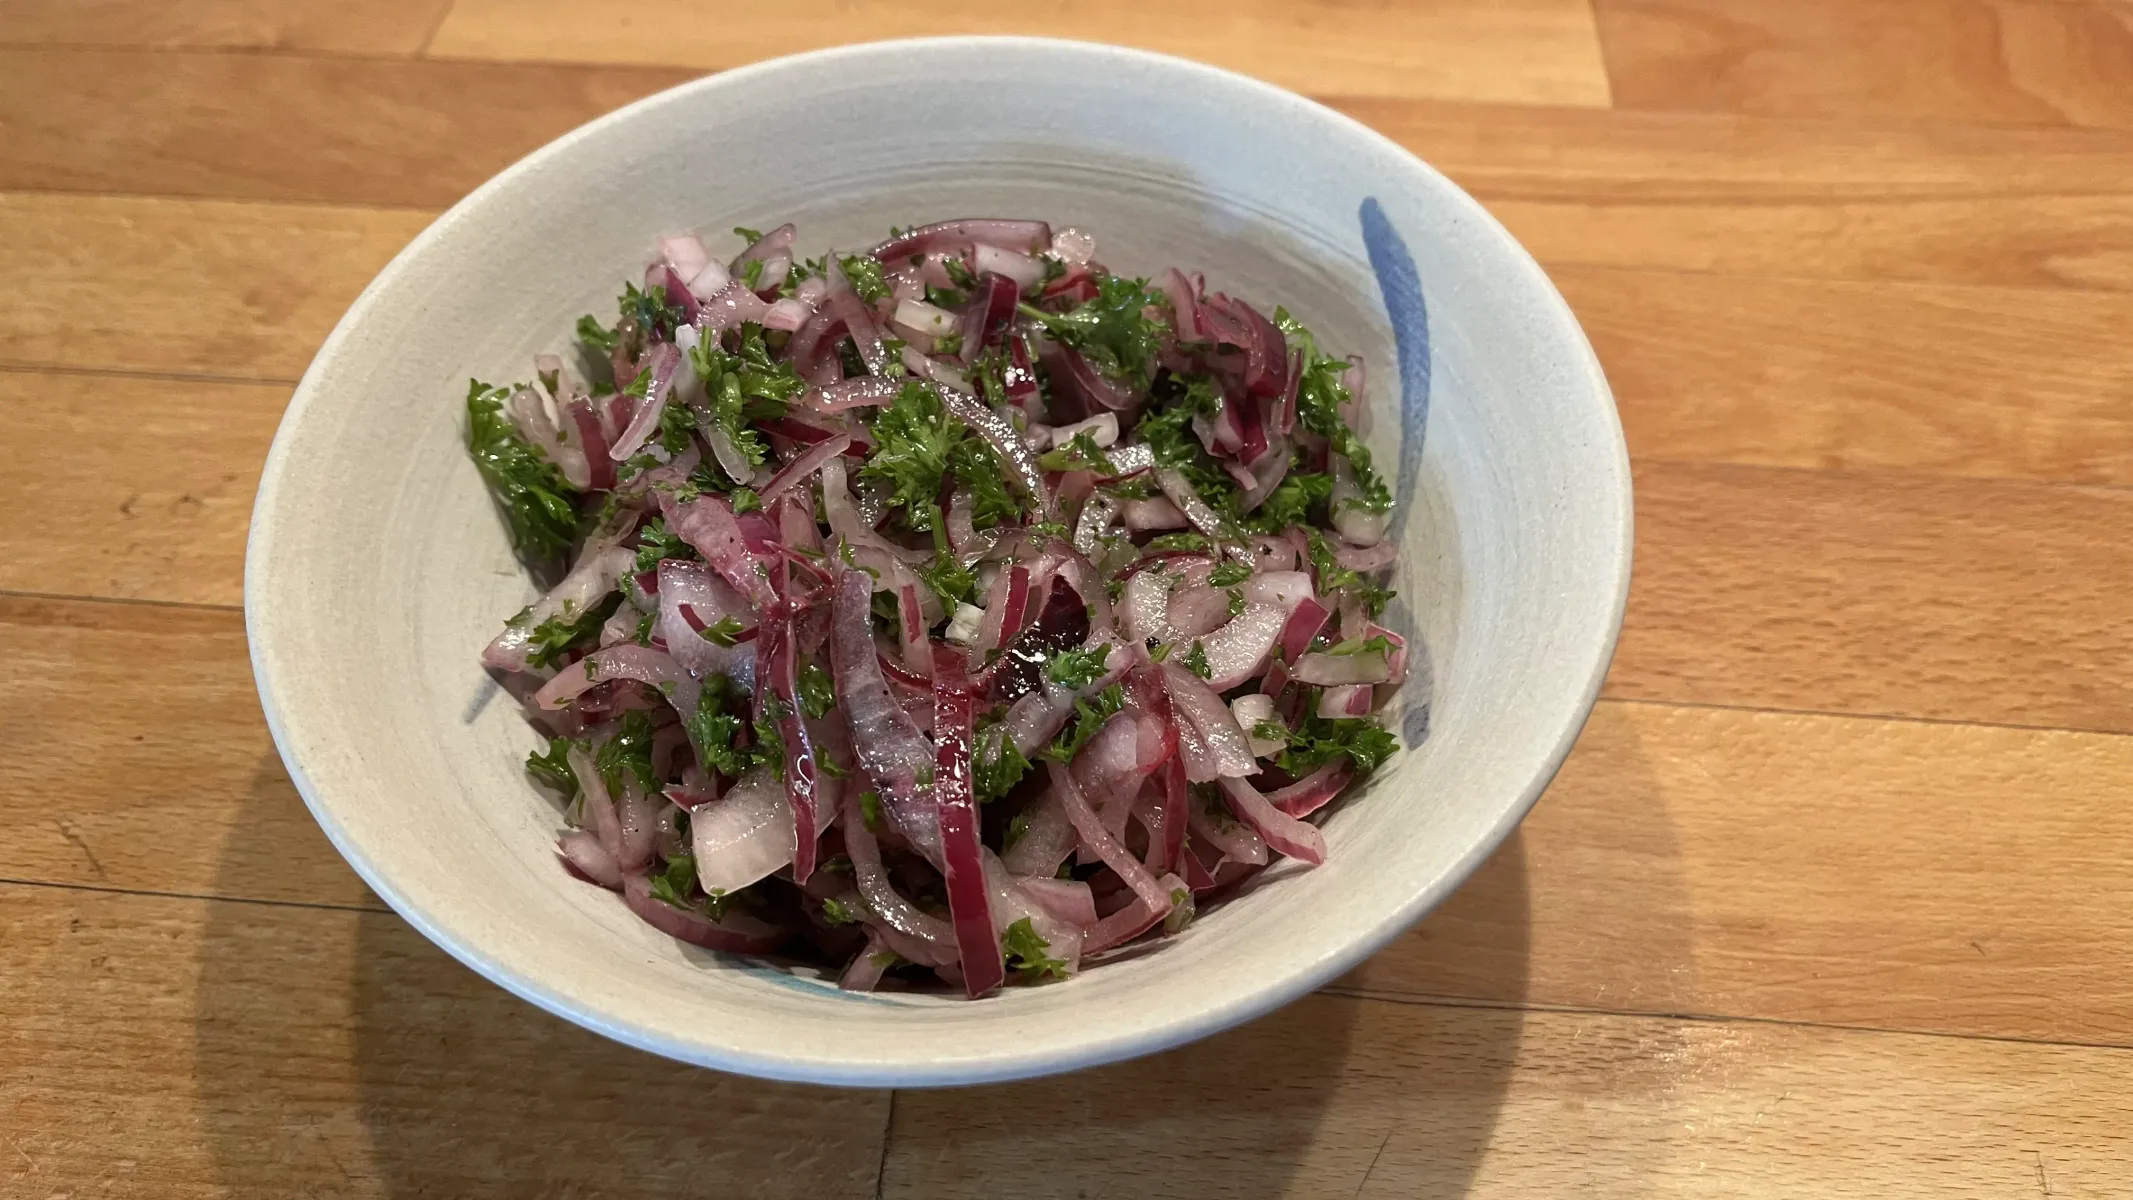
[1259,709,1400,776]
[525,737,581,795]
[1020,274,1167,383]
[1045,643,1111,688]
[732,225,764,244]
[1038,430,1112,474]
[1275,308,1392,512]
[730,487,763,515]
[686,676,759,778]
[820,896,862,926]
[860,381,1021,535]
[860,790,883,831]
[695,614,746,646]
[798,662,836,720]
[1207,561,1252,587]
[1305,529,1396,619]
[1041,684,1125,763]
[594,710,661,794]
[1002,917,1071,981]
[633,517,695,573]
[840,254,891,305]
[1145,532,1211,553]
[973,725,1031,804]
[516,592,622,671]
[466,380,581,562]
[1182,640,1212,680]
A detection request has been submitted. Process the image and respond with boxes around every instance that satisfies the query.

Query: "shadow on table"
[192,756,886,1199]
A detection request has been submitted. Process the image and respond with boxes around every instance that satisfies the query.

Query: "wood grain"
[0,597,375,910]
[1335,98,2133,291]
[0,193,425,380]
[14,593,2133,1046]
[1348,701,2133,1046]
[1595,0,2133,130]
[0,0,452,53]
[0,49,691,207]
[1565,267,2133,486]
[1619,461,2133,732]
[884,990,2133,1198]
[0,371,284,604]
[0,884,887,1199]
[427,0,1613,107]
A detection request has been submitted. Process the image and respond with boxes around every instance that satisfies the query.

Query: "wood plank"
[0,0,451,54]
[1564,266,2133,486]
[885,991,2133,1198]
[0,884,887,1199]
[0,371,285,605]
[0,193,426,381]
[0,597,374,910]
[1618,461,2133,732]
[0,49,692,207]
[1336,98,2133,292]
[14,594,2133,1045]
[1345,701,2133,1046]
[1594,0,2133,130]
[426,0,1612,107]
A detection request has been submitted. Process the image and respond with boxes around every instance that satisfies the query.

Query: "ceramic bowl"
[246,36,1630,1086]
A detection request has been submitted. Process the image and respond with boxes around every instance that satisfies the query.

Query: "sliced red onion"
[870,219,1051,264]
[608,342,683,461]
[1018,876,1098,927]
[654,560,756,687]
[557,829,622,889]
[696,280,772,339]
[1051,227,1096,266]
[1153,468,1228,538]
[1160,663,1259,782]
[1187,796,1269,866]
[732,222,796,269]
[533,643,691,711]
[840,931,894,991]
[753,613,824,883]
[1073,493,1119,557]
[1330,455,1390,546]
[752,252,792,296]
[1121,498,1189,531]
[563,396,615,490]
[958,272,1022,364]
[947,490,999,565]
[1002,783,1077,878]
[905,346,973,394]
[830,568,939,853]
[1002,334,1043,418]
[658,233,710,289]
[1119,567,1174,646]
[1219,776,1325,865]
[803,375,902,415]
[658,492,775,612]
[619,872,787,954]
[763,296,811,332]
[1050,344,1136,414]
[1105,442,1155,476]
[890,297,959,343]
[1278,597,1333,663]
[504,384,588,488]
[971,243,1045,289]
[1317,683,1377,718]
[759,432,850,506]
[1198,600,1289,691]
[970,563,1030,658]
[1050,762,1172,914]
[1231,693,1283,757]
[897,581,933,677]
[1166,585,1233,641]
[1158,267,1203,342]
[840,785,956,965]
[1248,534,1300,574]
[938,387,1053,521]
[689,764,794,894]
[482,541,634,673]
[1268,761,1353,818]
[934,655,1004,997]
[1293,649,1393,686]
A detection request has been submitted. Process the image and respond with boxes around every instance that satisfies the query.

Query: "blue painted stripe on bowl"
[1359,197,1430,545]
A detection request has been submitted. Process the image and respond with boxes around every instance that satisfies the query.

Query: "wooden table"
[7,1,2133,1195]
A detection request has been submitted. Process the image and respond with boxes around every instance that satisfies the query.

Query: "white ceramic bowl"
[246,36,1630,1086]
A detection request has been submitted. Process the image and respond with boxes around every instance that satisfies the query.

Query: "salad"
[470,218,1408,997]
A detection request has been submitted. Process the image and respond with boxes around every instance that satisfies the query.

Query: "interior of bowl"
[246,37,1629,1086]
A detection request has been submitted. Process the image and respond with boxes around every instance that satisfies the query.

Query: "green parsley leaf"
[1226,588,1245,618]
[1328,634,1395,658]
[1045,643,1112,688]
[1037,430,1112,474]
[1275,308,1392,512]
[1018,274,1166,383]
[695,615,746,647]
[730,487,763,515]
[733,225,764,244]
[1261,708,1400,777]
[1247,470,1334,533]
[943,256,978,291]
[1208,561,1252,587]
[525,737,582,795]
[840,254,891,305]
[1002,917,1071,981]
[798,662,836,720]
[741,258,764,291]
[520,592,622,671]
[633,517,696,573]
[1041,684,1126,763]
[576,314,619,353]
[1305,529,1396,619]
[595,710,661,795]
[1144,531,1211,553]
[820,896,862,926]
[924,284,967,309]
[686,676,758,778]
[973,725,1032,804]
[1183,640,1212,680]
[860,382,1022,535]
[466,380,582,562]
[633,609,656,646]
[860,791,883,831]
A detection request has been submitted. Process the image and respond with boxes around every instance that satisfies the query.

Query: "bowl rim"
[245,33,1632,1086]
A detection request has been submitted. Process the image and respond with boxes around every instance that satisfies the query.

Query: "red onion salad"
[466,219,1406,997]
